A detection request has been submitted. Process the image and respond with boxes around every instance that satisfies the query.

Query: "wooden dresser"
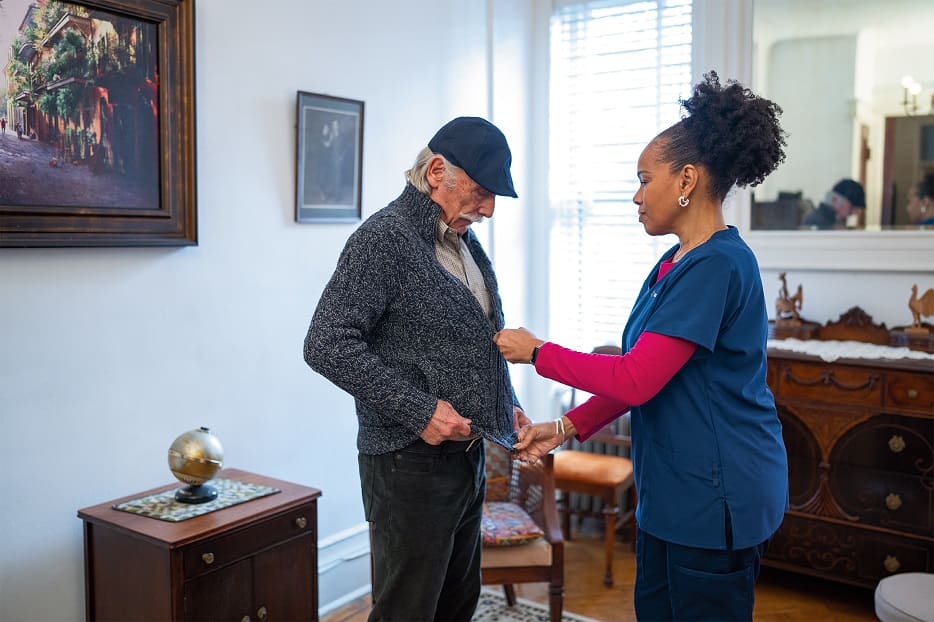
[78,468,321,621]
[764,346,933,588]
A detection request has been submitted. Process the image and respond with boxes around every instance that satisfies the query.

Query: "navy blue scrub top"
[623,226,789,550]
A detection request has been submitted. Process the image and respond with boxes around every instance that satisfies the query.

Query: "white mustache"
[460,213,484,224]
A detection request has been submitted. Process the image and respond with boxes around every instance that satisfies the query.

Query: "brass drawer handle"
[907,389,919,399]
[241,616,251,622]
[885,493,902,511]
[257,606,268,621]
[888,435,906,453]
[202,552,215,565]
[884,556,901,573]
[294,516,308,529]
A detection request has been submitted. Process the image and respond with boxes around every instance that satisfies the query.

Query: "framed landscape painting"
[0,0,196,247]
[295,91,363,223]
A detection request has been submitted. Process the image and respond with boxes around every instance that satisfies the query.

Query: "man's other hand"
[420,400,473,445]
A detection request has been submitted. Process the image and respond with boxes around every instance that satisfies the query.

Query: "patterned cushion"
[482,501,543,547]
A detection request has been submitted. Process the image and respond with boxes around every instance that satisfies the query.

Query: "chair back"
[484,439,513,502]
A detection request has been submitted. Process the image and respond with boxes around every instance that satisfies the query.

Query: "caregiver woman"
[493,72,789,622]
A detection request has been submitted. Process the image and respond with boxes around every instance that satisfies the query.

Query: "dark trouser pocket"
[669,562,755,622]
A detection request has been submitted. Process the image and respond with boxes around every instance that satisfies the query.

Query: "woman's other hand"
[513,421,563,464]
[493,327,544,363]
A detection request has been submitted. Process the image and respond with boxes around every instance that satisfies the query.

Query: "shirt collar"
[435,216,461,245]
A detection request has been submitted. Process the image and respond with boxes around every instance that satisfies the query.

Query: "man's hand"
[513,406,532,431]
[493,327,545,363]
[513,421,563,464]
[420,400,473,445]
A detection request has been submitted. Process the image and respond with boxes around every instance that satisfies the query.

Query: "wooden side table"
[78,468,321,622]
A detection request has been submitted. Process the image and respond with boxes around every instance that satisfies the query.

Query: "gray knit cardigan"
[304,183,521,455]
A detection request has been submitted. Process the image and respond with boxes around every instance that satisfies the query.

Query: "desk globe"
[167,427,224,504]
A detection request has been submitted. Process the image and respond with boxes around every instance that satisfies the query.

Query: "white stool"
[874,573,934,622]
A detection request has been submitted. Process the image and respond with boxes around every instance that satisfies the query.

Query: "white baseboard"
[318,521,372,615]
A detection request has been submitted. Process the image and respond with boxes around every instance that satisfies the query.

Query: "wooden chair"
[481,441,565,622]
[553,345,637,587]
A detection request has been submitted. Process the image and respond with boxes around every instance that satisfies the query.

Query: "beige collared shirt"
[434,218,493,322]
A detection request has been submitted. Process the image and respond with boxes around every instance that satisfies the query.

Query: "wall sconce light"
[901,75,924,115]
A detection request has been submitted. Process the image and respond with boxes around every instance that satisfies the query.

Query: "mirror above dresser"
[731,0,934,271]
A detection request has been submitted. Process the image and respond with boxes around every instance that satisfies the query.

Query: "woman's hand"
[513,421,563,464]
[493,327,545,364]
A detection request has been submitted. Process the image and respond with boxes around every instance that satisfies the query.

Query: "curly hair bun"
[677,71,787,200]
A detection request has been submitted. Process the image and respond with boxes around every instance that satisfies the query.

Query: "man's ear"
[426,156,446,190]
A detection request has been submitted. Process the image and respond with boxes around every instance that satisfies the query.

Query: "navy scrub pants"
[634,527,770,621]
[360,438,486,622]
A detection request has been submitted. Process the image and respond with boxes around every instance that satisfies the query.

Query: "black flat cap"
[832,178,865,208]
[428,117,517,198]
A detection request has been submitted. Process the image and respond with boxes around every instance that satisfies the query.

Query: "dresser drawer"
[183,503,315,579]
[830,464,932,536]
[885,371,934,415]
[776,362,883,408]
[830,414,933,475]
[767,514,933,587]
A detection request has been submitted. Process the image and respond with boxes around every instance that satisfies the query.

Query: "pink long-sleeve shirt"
[534,260,698,440]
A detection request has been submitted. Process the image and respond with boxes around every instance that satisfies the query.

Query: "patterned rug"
[473,588,599,622]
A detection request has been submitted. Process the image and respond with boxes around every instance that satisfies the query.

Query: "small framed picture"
[295,91,364,223]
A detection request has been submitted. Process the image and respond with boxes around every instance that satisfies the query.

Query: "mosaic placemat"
[113,478,280,522]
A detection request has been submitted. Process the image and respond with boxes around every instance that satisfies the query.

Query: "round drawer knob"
[885,493,902,511]
[907,389,919,399]
[294,516,308,529]
[202,552,215,565]
[884,555,901,573]
[888,435,906,453]
[241,616,251,622]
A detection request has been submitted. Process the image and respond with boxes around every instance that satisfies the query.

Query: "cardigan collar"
[395,182,480,249]
[395,183,443,245]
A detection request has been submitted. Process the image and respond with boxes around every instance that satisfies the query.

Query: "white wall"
[1,2,931,621]
[0,1,529,620]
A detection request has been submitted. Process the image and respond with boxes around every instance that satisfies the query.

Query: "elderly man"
[803,178,866,229]
[304,117,527,622]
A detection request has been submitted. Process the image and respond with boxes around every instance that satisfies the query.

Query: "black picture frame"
[295,91,363,223]
[0,0,196,247]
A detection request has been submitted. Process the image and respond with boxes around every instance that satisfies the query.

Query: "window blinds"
[549,0,692,350]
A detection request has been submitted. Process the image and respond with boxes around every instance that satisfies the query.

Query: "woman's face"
[633,140,681,236]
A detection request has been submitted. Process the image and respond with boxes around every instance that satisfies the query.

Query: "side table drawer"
[183,503,315,579]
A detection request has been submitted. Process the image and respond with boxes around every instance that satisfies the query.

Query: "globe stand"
[175,483,218,504]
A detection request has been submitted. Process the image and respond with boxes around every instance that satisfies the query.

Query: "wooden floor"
[322,519,878,622]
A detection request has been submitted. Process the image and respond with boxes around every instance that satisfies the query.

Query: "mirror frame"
[735,193,934,271]
[703,0,934,272]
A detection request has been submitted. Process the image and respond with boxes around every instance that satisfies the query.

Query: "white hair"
[405,147,462,194]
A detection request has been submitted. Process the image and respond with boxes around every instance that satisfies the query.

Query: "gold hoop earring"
[678,195,690,207]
